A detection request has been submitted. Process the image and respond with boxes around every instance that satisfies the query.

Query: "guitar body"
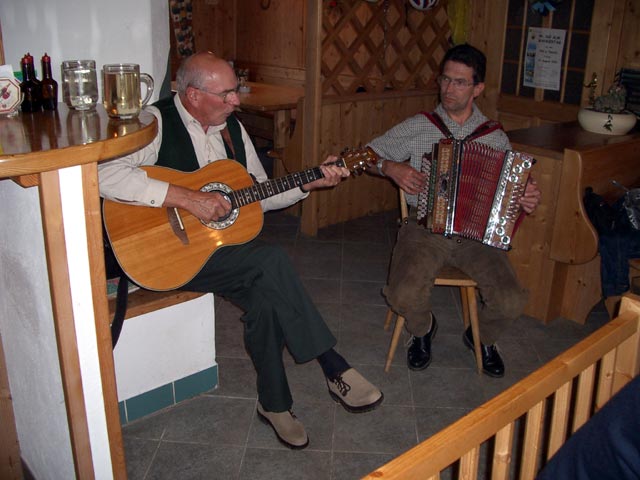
[103,160,263,291]
[102,147,377,291]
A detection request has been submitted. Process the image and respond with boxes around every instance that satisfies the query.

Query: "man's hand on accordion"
[518,177,541,214]
[384,161,428,196]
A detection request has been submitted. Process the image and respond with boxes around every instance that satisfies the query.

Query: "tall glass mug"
[62,60,99,110]
[102,64,154,119]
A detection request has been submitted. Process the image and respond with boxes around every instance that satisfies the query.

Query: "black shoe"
[407,316,438,371]
[463,327,505,378]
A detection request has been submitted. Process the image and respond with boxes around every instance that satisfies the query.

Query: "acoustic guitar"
[102,148,377,291]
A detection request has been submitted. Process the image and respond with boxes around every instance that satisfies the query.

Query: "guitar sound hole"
[199,182,239,230]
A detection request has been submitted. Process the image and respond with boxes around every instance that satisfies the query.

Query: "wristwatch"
[376,157,385,177]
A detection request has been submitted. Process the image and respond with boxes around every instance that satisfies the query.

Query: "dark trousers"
[383,220,528,343]
[599,230,640,297]
[183,239,336,412]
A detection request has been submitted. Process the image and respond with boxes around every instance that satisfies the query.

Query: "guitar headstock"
[339,146,379,175]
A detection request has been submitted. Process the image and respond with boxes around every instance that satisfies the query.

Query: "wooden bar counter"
[0,104,157,479]
[506,121,640,324]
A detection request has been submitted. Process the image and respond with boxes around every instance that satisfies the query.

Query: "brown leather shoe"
[327,368,384,413]
[257,402,309,449]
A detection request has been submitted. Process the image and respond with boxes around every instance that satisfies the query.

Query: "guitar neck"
[229,159,346,208]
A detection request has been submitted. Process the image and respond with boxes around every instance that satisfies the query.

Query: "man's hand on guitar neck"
[161,156,350,223]
[303,155,351,192]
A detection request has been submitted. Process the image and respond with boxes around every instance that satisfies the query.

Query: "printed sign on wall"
[523,27,566,91]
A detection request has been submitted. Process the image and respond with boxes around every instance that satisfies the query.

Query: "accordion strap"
[421,111,504,142]
[422,111,454,138]
[465,119,504,142]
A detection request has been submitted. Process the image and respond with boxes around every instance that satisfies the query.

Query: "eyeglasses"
[437,74,477,89]
[192,84,240,103]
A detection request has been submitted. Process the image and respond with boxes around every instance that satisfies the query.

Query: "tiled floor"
[122,209,610,480]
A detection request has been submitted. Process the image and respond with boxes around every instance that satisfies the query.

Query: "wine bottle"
[40,53,58,111]
[20,53,42,113]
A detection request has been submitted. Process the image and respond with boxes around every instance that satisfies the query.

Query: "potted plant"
[578,81,637,135]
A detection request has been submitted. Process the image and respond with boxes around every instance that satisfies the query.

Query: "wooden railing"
[364,294,640,480]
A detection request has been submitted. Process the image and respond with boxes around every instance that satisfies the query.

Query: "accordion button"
[456,238,462,244]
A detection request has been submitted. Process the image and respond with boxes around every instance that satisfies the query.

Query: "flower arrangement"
[591,82,630,132]
[592,82,628,115]
[579,79,636,135]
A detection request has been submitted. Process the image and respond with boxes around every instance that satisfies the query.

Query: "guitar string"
[227,153,362,208]
[231,166,325,208]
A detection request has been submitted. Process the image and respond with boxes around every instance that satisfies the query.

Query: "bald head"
[175,52,240,128]
[176,52,233,94]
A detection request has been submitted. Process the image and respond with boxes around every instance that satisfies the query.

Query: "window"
[501,0,594,106]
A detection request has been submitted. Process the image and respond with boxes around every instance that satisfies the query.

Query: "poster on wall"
[523,27,566,90]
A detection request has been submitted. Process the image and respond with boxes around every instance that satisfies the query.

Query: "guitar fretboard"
[229,160,345,208]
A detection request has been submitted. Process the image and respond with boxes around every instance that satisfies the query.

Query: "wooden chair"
[383,190,483,374]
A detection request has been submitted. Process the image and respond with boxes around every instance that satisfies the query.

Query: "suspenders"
[421,111,504,142]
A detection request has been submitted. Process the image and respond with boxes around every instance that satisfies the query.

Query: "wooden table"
[0,104,157,479]
[506,122,640,324]
[169,80,304,149]
[237,81,304,149]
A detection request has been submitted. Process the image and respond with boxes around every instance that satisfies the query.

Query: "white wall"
[1,0,169,103]
[0,180,75,479]
[114,294,216,400]
[0,1,175,478]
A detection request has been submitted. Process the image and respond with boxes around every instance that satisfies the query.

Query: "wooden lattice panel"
[322,0,452,96]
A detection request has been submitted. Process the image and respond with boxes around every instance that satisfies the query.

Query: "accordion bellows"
[417,139,534,250]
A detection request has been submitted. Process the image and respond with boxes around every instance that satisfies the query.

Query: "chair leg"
[385,315,406,373]
[465,286,483,374]
[460,287,470,329]
[383,308,395,331]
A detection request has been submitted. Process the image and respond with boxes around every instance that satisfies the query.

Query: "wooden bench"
[108,288,205,320]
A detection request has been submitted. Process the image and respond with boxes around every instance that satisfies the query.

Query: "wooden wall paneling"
[467,0,509,119]
[499,96,580,127]
[235,0,305,85]
[248,64,306,88]
[584,0,626,100]
[168,0,236,79]
[300,92,438,233]
[617,0,640,69]
[192,0,236,59]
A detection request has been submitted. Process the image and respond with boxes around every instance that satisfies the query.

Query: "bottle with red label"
[40,53,58,111]
[20,53,42,112]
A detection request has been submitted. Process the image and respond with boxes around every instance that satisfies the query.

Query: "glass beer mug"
[62,60,99,110]
[102,63,154,119]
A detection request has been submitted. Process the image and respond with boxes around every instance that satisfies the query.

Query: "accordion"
[416,139,534,250]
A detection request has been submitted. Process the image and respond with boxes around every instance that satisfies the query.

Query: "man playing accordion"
[367,44,541,377]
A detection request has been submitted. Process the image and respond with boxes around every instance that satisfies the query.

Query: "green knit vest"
[153,96,247,172]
